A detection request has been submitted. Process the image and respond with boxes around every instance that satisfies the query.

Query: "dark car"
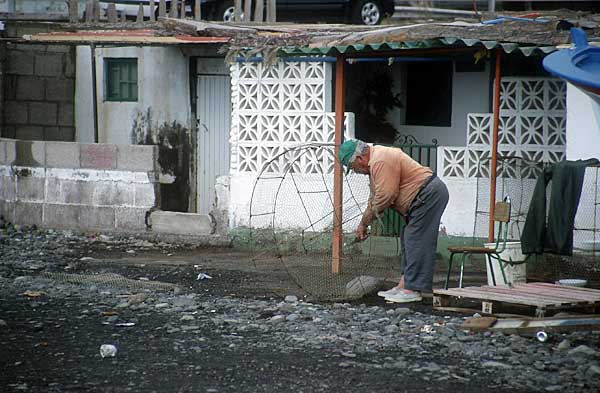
[202,0,395,25]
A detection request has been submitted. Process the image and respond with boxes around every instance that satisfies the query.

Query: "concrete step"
[149,210,215,236]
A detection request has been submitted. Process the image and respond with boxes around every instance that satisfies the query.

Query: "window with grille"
[105,58,138,102]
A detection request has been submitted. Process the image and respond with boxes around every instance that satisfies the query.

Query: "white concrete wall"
[75,46,190,145]
[566,83,600,160]
[391,61,490,146]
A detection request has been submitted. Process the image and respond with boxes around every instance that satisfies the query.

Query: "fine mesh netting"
[249,144,402,301]
[41,272,183,292]
[472,156,600,287]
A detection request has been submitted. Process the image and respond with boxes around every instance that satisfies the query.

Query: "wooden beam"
[169,0,178,18]
[68,0,78,23]
[93,0,100,22]
[159,18,257,37]
[267,0,276,23]
[136,3,144,22]
[150,0,156,22]
[488,49,502,242]
[107,3,117,22]
[234,0,242,22]
[244,0,252,22]
[254,0,264,22]
[84,1,93,22]
[194,0,201,21]
[159,0,167,18]
[332,56,346,274]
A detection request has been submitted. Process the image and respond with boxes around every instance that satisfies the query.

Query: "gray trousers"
[400,177,449,292]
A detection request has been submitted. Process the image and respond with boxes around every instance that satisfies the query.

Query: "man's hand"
[356,223,368,241]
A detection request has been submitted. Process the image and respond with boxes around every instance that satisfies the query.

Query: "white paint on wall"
[75,46,95,143]
[75,46,190,145]
[566,83,600,160]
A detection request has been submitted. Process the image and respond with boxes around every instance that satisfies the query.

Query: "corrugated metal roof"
[280,36,557,57]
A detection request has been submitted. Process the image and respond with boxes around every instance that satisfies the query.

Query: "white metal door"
[196,60,231,215]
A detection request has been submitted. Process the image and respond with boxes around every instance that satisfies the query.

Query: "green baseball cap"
[338,139,358,174]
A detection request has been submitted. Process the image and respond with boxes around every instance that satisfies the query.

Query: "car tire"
[352,0,383,25]
[215,0,236,22]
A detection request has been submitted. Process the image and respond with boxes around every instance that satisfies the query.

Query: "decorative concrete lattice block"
[443,77,567,179]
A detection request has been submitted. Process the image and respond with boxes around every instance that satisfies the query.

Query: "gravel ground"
[1,226,600,392]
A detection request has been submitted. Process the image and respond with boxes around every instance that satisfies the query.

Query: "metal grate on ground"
[40,272,183,292]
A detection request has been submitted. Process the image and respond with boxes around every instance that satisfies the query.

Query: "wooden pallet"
[433,283,600,317]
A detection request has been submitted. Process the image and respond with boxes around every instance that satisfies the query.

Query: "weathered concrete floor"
[1,228,600,392]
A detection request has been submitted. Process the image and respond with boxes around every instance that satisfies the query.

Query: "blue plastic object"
[543,28,600,94]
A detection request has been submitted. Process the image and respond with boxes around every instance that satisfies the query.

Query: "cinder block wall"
[0,139,160,233]
[2,22,75,141]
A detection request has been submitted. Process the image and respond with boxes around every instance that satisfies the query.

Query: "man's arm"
[359,161,400,228]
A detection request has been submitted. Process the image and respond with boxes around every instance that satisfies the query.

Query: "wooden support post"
[267,0,276,22]
[169,0,178,18]
[332,56,346,274]
[234,0,242,22]
[136,3,144,22]
[254,0,264,22]
[488,49,502,242]
[107,3,117,22]
[68,0,78,23]
[244,0,252,21]
[159,0,167,17]
[149,0,156,22]
[194,0,201,20]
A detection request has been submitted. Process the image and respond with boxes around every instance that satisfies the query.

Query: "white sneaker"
[384,290,422,303]
[377,287,403,298]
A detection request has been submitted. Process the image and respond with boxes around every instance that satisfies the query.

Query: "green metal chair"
[444,197,514,289]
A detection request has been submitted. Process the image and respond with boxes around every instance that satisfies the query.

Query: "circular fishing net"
[248,144,401,301]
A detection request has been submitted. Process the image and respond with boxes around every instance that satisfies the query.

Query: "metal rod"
[332,56,346,274]
[488,49,502,242]
[347,56,452,63]
[236,56,337,63]
[394,5,479,17]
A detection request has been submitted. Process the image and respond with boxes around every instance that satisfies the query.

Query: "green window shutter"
[105,58,138,102]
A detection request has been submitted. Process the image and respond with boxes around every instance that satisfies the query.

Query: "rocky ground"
[1,226,600,392]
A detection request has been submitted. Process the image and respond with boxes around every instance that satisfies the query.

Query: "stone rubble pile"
[2,226,600,392]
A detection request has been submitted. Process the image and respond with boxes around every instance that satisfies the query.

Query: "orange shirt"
[361,145,433,225]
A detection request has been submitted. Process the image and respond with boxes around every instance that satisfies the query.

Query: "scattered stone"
[556,339,571,352]
[345,275,382,298]
[284,295,298,303]
[482,361,512,370]
[568,345,598,357]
